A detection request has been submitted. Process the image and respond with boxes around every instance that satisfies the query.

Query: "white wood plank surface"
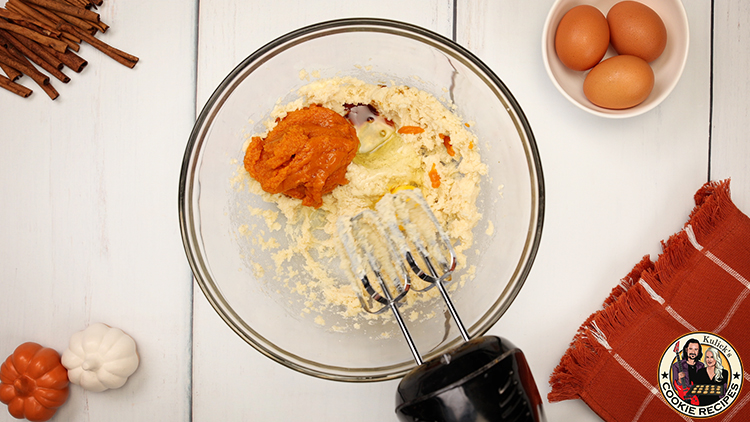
[195,0,454,110]
[711,1,750,212]
[0,1,197,421]
[0,0,747,420]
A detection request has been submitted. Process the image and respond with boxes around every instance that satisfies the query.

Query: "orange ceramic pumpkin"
[0,342,70,422]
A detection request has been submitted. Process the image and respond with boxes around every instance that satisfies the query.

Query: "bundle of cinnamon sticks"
[0,0,138,100]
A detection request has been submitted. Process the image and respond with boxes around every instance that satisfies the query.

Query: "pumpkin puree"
[243,105,360,208]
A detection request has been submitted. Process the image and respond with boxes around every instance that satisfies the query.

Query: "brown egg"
[583,55,654,109]
[555,5,610,71]
[607,1,667,62]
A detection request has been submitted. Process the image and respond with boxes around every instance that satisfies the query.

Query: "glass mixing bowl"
[179,18,544,382]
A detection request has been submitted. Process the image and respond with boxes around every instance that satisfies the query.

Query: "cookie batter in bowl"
[231,76,488,330]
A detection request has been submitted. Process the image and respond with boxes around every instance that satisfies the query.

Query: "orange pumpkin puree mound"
[243,105,360,208]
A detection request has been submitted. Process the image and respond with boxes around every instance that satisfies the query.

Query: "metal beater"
[338,188,545,422]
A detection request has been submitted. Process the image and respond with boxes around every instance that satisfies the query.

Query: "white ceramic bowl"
[542,0,689,118]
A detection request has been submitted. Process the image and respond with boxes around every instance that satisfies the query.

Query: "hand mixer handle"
[395,336,545,422]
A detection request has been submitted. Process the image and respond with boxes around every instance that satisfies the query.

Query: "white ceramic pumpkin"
[61,323,139,392]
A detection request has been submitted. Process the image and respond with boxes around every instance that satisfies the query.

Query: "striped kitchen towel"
[549,180,749,421]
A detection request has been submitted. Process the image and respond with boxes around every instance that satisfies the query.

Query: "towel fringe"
[548,180,734,403]
[688,179,734,242]
[548,332,607,401]
[548,279,656,402]
[654,179,734,294]
[603,255,654,308]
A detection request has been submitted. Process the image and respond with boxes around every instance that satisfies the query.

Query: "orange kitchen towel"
[549,180,750,421]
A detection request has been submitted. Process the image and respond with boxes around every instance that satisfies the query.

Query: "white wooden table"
[0,1,747,421]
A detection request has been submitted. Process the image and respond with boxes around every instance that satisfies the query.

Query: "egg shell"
[555,5,610,71]
[607,1,667,62]
[583,55,654,110]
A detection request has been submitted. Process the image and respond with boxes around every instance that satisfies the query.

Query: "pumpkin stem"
[82,357,101,371]
[14,375,36,397]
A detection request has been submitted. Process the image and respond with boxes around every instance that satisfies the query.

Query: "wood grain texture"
[459,1,712,421]
[195,0,454,110]
[0,0,744,420]
[0,0,197,421]
[711,0,750,212]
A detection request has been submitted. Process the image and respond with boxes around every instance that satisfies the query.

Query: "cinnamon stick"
[0,62,22,80]
[0,0,138,100]
[22,0,98,39]
[12,30,63,69]
[5,0,54,27]
[48,44,86,72]
[12,17,63,39]
[0,18,67,52]
[27,0,105,33]
[14,3,84,48]
[60,23,137,68]
[60,35,80,51]
[37,77,57,98]
[89,16,107,33]
[61,0,89,8]
[7,0,56,27]
[4,3,64,39]
[4,17,77,52]
[0,73,32,97]
[0,7,30,23]
[59,29,81,44]
[0,44,57,99]
[0,29,69,82]
[2,39,33,67]
[8,0,74,39]
[21,0,99,23]
[43,0,108,33]
[51,8,98,34]
[7,6,71,44]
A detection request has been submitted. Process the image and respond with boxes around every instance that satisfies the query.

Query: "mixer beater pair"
[338,188,468,364]
[338,188,545,422]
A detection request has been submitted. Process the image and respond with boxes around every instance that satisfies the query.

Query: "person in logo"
[694,347,729,406]
[671,338,704,404]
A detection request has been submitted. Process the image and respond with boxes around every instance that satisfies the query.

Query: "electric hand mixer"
[338,188,545,422]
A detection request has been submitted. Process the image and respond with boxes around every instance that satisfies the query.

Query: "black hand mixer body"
[396,335,544,422]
